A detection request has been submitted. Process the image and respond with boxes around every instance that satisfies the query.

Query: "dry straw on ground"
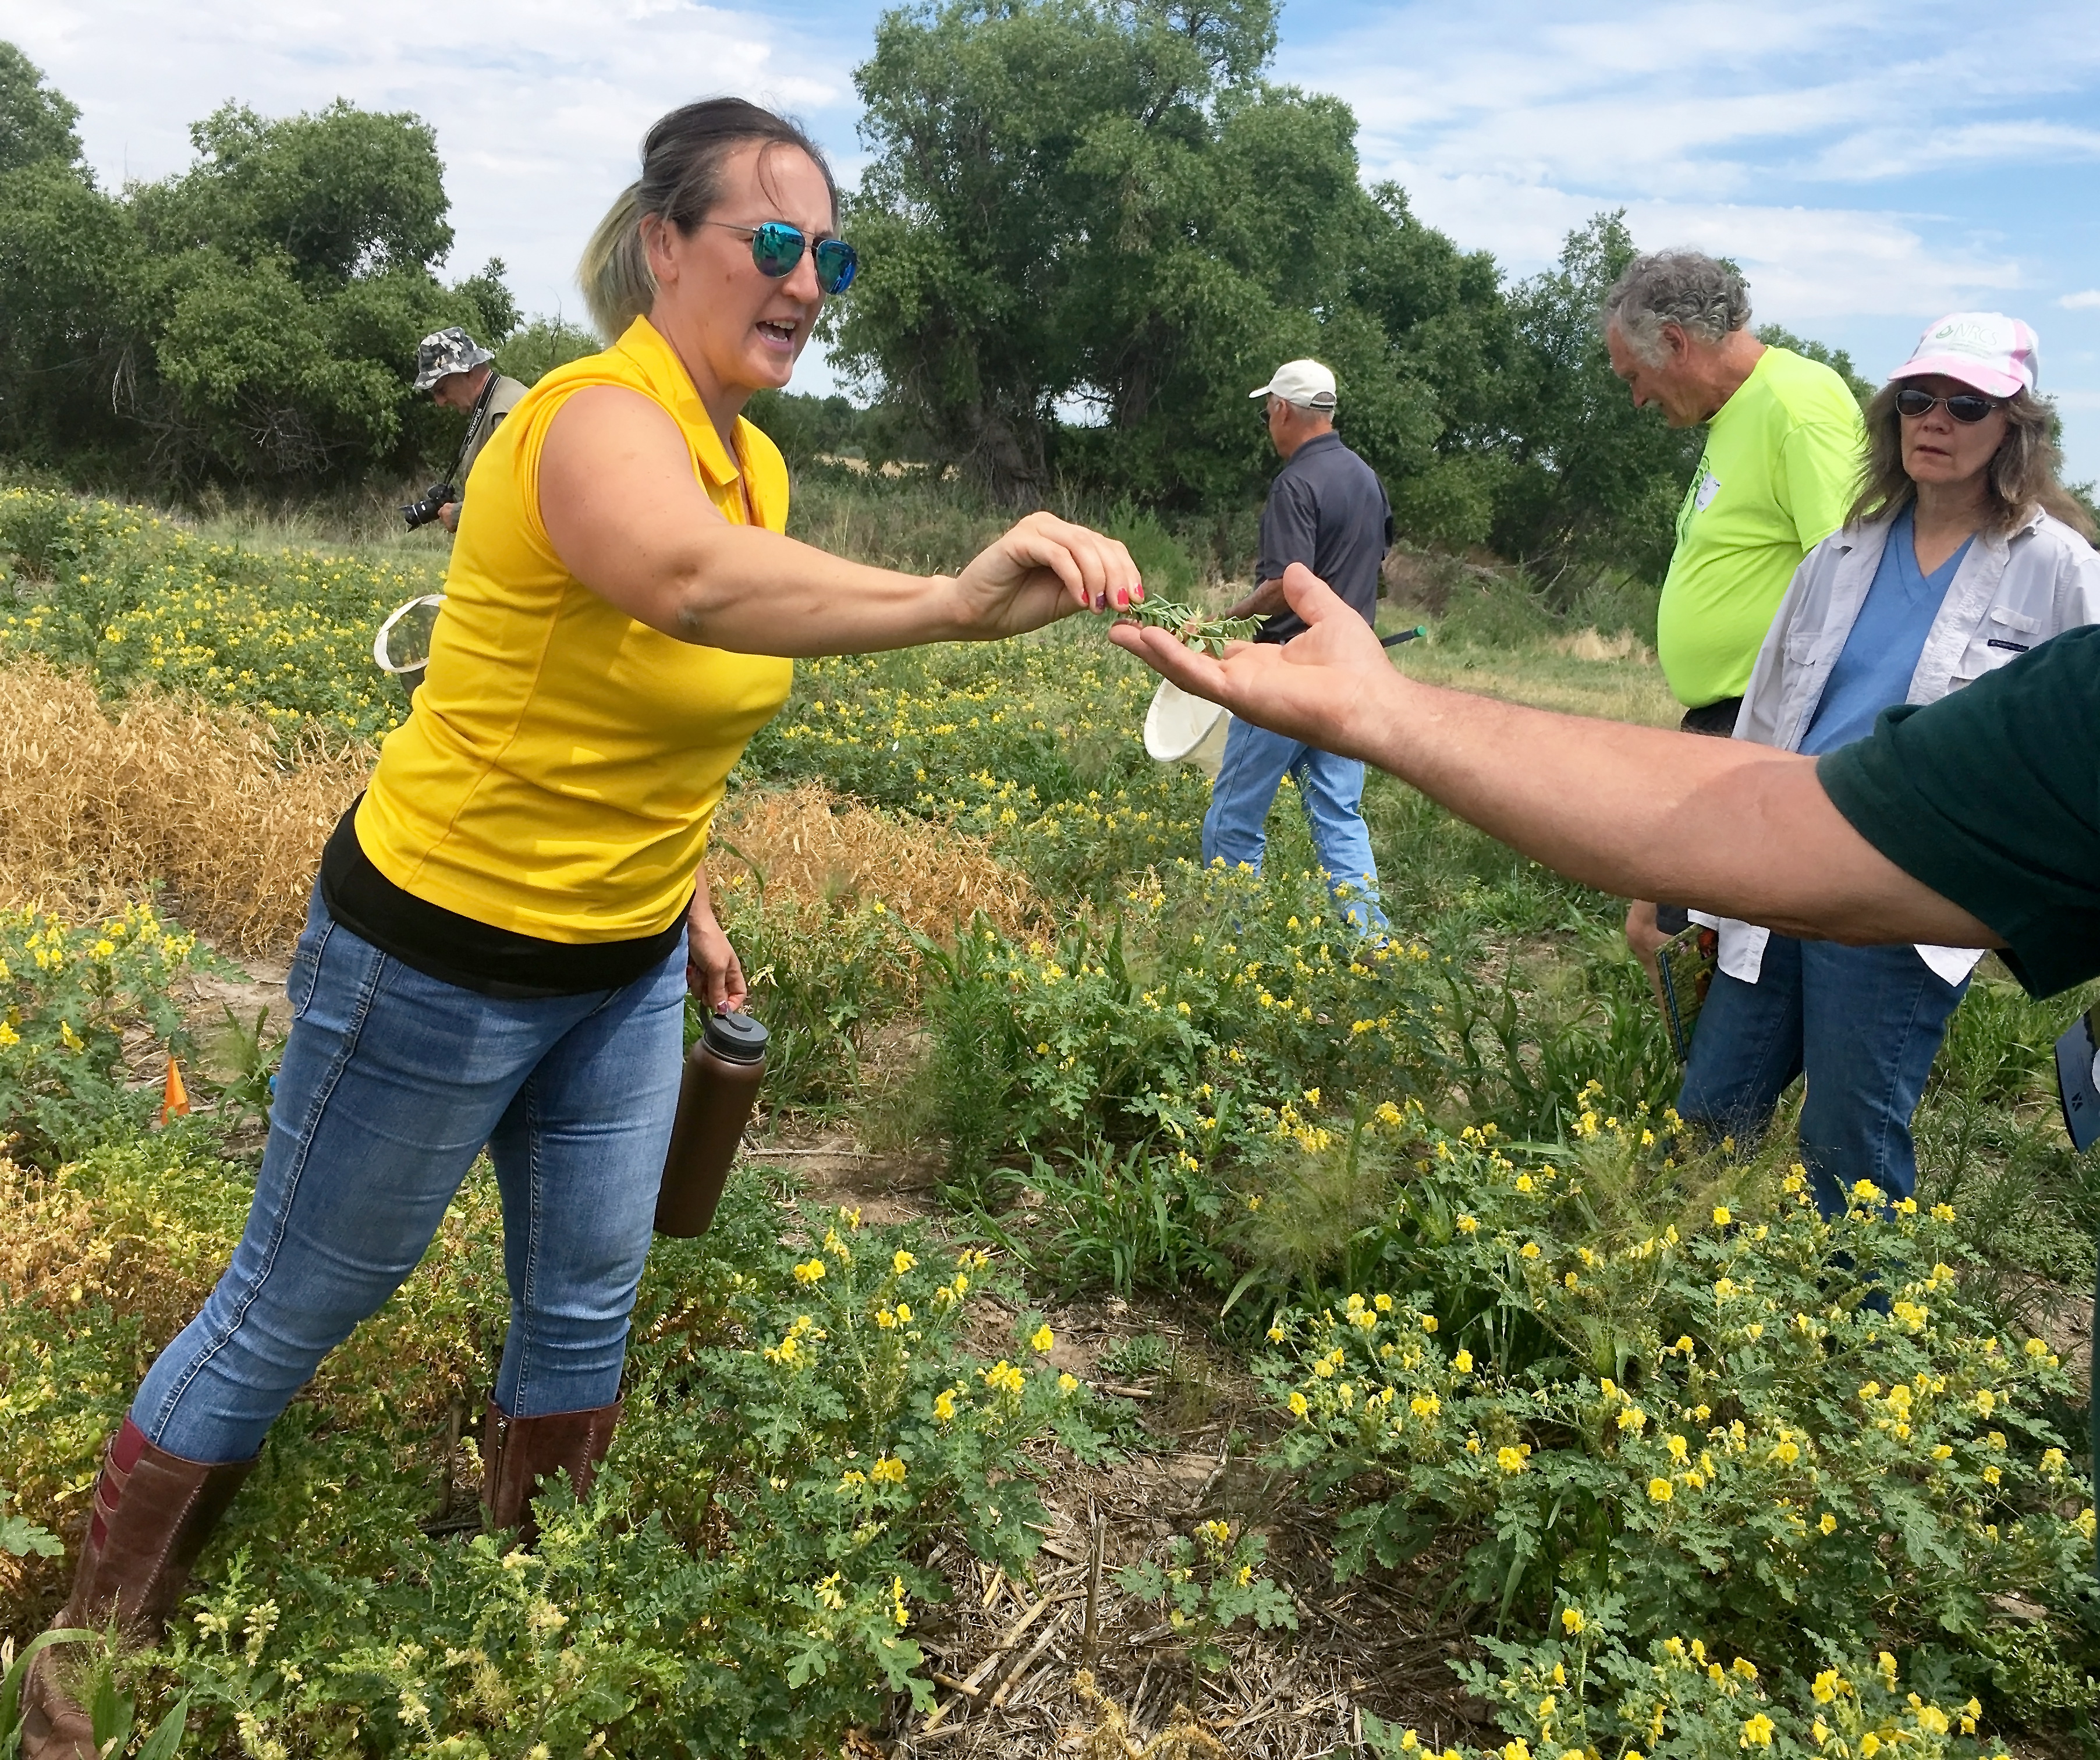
[0,659,366,952]
[712,780,1040,943]
[0,662,1035,953]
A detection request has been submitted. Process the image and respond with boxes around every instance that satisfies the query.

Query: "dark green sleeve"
[1815,626,2100,999]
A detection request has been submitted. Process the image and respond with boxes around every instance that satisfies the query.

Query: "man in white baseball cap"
[1202,357,1393,931]
[1248,359,1338,411]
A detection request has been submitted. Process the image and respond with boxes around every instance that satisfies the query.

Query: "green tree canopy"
[830,0,1455,509]
[0,48,512,485]
[1487,212,1704,588]
[0,41,81,172]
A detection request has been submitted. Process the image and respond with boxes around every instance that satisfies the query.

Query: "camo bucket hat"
[413,327,495,392]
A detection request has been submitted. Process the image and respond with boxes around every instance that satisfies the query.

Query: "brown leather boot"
[481,1399,622,1543]
[20,1419,256,1760]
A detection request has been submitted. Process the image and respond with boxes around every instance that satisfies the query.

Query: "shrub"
[1260,1111,2096,1715]
[0,902,205,1166]
[1367,1624,2020,1760]
[3,1136,1108,1755]
[0,485,432,741]
[708,878,919,1116]
[913,858,1443,1195]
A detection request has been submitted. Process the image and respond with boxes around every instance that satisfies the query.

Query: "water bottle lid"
[702,1010,768,1063]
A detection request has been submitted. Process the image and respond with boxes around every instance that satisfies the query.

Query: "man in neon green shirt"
[1604,250,1864,970]
[1603,251,1865,730]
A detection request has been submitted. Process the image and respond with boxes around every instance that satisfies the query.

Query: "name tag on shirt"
[1693,471,1722,513]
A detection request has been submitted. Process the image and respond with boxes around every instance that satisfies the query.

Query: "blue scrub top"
[1800,505,1974,757]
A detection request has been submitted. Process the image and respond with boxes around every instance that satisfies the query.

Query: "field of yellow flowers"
[2,481,2098,1757]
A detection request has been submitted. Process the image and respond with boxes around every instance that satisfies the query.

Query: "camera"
[399,482,458,530]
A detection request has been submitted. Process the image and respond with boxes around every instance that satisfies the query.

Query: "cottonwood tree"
[0,44,511,485]
[830,0,1461,509]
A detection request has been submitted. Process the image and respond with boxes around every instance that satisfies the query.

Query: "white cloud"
[1281,0,2100,477]
[1,0,856,324]
[2062,289,2100,310]
[1812,120,2100,183]
[1379,166,2022,322]
[1301,0,2100,196]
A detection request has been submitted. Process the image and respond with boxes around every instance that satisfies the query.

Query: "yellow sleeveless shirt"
[354,317,794,942]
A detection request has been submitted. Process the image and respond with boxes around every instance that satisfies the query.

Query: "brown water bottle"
[653,1011,768,1237]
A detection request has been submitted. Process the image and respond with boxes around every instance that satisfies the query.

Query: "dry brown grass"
[0,662,1035,955]
[0,660,367,952]
[712,779,1040,943]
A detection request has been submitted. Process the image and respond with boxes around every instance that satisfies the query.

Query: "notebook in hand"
[1656,921,1719,1063]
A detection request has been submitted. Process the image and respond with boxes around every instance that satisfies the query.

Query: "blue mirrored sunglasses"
[707,220,857,295]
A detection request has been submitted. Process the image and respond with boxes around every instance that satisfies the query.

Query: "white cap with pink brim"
[1890,312,2039,399]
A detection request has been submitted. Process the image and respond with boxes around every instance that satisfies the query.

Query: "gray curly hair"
[1601,251,1752,364]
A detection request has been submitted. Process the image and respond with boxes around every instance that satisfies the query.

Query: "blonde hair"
[579,99,838,340]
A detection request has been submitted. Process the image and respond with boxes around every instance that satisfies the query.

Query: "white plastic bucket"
[1143,679,1232,782]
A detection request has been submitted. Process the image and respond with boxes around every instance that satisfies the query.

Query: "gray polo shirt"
[1255,430,1392,643]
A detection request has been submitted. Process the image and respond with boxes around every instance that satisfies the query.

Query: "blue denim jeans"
[1200,718,1388,931]
[1676,934,1967,1219]
[132,888,687,1463]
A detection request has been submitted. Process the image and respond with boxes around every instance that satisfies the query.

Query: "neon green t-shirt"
[1655,346,1865,708]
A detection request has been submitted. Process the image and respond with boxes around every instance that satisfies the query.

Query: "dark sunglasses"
[1895,386,2000,424]
[705,220,857,295]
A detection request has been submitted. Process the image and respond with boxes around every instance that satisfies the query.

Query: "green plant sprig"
[1112,595,1265,657]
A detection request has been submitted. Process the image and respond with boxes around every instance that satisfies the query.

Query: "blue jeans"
[132,888,687,1463]
[1677,935,1966,1219]
[1201,718,1388,932]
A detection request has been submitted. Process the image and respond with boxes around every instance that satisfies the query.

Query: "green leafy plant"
[0,902,206,1166]
[0,1493,59,1567]
[1109,597,1264,655]
[1365,1612,2014,1760]
[0,1628,188,1760]
[1260,1110,2096,1708]
[1115,1518,1296,1685]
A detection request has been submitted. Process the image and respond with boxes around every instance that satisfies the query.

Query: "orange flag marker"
[161,1055,190,1124]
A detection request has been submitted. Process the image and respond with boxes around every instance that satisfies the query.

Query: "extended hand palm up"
[1108,563,1389,752]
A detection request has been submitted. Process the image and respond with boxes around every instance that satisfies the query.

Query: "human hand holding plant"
[947,511,1144,638]
[1108,563,1400,755]
[1109,594,1265,657]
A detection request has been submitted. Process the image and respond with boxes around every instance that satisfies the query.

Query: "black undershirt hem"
[318,799,688,999]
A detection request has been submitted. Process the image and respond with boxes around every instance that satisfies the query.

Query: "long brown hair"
[1848,382,2097,540]
[579,99,837,340]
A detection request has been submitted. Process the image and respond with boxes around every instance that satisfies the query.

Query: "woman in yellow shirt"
[23,99,1139,1755]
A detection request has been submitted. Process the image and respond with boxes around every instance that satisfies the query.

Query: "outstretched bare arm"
[1108,565,2000,950]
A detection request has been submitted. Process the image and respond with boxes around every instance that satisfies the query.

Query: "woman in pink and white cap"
[1676,311,2100,1222]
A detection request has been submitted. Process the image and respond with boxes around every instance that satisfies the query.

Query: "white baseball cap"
[1249,359,1338,409]
[1890,312,2039,399]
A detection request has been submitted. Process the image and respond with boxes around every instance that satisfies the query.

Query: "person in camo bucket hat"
[409,328,527,531]
[413,325,496,392]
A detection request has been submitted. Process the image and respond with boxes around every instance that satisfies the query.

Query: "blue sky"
[9,0,2099,480]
